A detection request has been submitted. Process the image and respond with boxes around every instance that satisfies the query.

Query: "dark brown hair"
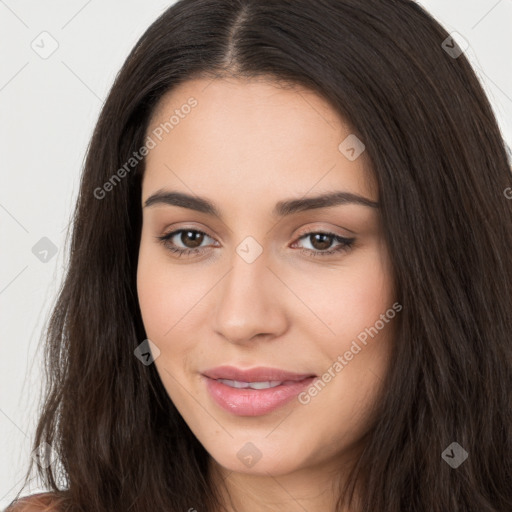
[7,0,512,511]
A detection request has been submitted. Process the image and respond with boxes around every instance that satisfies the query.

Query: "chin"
[205,436,311,477]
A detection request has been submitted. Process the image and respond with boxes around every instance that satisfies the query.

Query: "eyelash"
[156,228,356,259]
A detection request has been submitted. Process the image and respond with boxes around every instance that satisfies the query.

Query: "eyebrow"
[143,190,380,219]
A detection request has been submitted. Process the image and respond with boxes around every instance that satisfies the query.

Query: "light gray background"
[1,0,511,507]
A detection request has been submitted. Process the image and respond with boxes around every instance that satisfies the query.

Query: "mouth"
[201,366,317,416]
[213,378,302,389]
[202,365,316,383]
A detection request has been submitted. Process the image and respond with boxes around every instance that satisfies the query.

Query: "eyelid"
[158,224,356,261]
[293,223,354,239]
[161,223,353,246]
[160,222,218,240]
[163,227,218,248]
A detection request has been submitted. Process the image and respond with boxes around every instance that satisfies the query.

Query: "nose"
[213,251,288,345]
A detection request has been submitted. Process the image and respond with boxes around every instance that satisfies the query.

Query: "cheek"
[137,253,170,338]
[136,241,187,346]
[136,241,204,339]
[137,234,394,348]
[342,264,393,330]
[136,253,202,390]
[300,248,394,341]
[331,257,395,375]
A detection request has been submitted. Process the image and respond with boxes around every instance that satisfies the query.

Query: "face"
[137,76,397,479]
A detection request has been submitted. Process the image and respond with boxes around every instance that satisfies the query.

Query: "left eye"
[156,229,356,258]
[157,229,216,256]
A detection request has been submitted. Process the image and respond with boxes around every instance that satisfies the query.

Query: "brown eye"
[293,231,356,258]
[156,228,355,260]
[177,230,205,249]
[156,228,215,257]
[308,233,334,251]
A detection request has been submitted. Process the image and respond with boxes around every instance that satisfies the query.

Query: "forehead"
[143,76,377,205]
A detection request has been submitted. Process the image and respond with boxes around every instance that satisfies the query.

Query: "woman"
[7,0,512,511]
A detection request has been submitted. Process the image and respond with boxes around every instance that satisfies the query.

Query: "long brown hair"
[7,0,512,511]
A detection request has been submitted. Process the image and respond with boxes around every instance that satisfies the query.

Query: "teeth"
[217,379,283,389]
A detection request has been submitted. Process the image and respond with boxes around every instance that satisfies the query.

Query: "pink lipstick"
[202,365,317,416]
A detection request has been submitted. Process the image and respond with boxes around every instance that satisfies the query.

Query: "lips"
[201,365,317,416]
[202,365,316,383]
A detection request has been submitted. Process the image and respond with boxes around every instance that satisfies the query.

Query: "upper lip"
[202,365,316,382]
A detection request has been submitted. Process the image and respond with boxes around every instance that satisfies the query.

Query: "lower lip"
[203,375,317,416]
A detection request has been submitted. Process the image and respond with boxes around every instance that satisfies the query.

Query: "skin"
[137,76,397,512]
